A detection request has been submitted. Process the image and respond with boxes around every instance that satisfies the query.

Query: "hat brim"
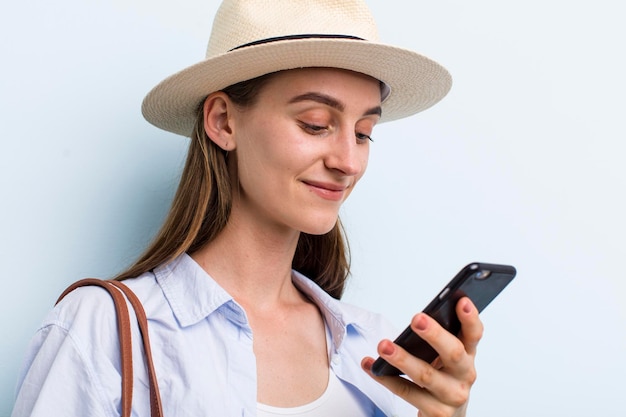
[142,38,452,137]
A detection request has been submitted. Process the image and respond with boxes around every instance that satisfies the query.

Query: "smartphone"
[371,262,516,376]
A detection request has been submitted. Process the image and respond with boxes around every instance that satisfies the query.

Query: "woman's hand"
[362,297,483,417]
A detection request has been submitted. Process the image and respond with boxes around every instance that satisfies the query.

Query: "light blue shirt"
[11,254,414,417]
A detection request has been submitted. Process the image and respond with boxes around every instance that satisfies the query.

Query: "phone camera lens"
[474,270,491,280]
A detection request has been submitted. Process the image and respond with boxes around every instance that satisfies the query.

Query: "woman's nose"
[324,131,367,176]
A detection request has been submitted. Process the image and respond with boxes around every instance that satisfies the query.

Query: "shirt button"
[331,355,341,365]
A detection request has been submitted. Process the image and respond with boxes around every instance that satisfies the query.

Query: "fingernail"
[414,314,428,331]
[463,300,472,314]
[381,342,395,356]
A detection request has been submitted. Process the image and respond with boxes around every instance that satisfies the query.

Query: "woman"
[12,1,482,416]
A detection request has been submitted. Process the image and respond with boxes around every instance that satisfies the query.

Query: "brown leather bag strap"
[109,281,164,417]
[56,279,164,417]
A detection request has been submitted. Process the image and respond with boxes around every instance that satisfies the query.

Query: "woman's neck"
[190,212,302,308]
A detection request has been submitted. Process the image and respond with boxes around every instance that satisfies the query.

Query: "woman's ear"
[203,92,237,151]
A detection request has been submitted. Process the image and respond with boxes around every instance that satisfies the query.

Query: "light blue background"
[1,1,624,415]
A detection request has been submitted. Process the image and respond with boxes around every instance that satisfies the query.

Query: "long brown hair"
[116,72,351,299]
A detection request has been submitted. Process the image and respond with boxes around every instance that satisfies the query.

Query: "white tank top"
[257,324,372,416]
[256,370,371,417]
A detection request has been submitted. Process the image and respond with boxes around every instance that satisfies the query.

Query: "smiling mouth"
[303,181,347,201]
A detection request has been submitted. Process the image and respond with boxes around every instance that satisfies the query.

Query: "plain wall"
[1,0,624,415]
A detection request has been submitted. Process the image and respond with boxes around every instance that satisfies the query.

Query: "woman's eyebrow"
[288,92,382,117]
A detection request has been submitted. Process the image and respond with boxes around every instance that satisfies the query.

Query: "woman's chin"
[298,218,339,236]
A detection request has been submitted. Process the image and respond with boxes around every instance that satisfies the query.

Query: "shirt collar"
[291,270,374,352]
[154,253,243,327]
[154,254,373,350]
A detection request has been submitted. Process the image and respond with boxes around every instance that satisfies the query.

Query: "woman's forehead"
[258,68,383,104]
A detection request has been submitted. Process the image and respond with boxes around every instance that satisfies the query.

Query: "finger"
[410,314,475,381]
[361,356,466,412]
[361,356,431,405]
[366,340,471,407]
[456,297,483,356]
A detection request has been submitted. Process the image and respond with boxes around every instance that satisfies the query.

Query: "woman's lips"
[303,180,347,201]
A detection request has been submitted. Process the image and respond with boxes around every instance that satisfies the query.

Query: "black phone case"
[371,262,516,376]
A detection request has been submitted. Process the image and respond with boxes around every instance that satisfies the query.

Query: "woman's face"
[230,67,382,236]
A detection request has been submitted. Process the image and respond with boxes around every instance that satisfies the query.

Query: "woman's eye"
[300,122,328,135]
[356,132,374,142]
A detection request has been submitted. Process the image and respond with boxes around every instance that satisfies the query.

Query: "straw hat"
[142,0,452,137]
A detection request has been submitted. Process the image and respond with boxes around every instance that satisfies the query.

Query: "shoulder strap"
[109,281,164,417]
[56,279,164,417]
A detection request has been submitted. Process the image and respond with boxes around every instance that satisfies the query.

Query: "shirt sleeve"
[11,322,112,417]
[11,289,124,417]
